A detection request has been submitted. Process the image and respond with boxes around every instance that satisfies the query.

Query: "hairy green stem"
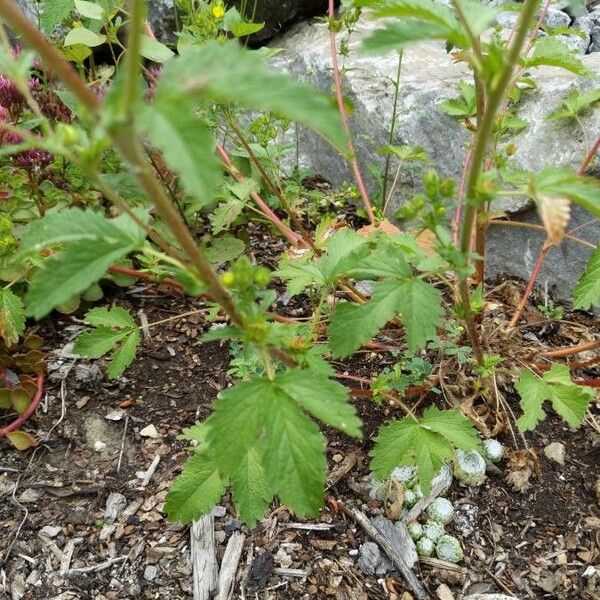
[457,0,541,362]
[381,50,403,209]
[121,0,146,119]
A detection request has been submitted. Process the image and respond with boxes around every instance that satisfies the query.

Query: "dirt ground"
[0,227,599,599]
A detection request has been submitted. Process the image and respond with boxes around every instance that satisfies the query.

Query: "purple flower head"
[5,131,53,170]
[0,75,24,120]
[145,67,162,101]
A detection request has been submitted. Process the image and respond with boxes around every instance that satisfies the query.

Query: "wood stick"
[191,515,218,600]
[341,504,426,599]
[217,531,245,600]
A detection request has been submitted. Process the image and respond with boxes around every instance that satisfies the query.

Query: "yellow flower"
[212,4,225,19]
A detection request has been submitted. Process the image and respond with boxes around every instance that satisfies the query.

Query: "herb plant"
[0,0,597,525]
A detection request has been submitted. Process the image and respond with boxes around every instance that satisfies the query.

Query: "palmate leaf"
[74,305,141,379]
[328,277,441,358]
[163,452,226,522]
[515,365,594,431]
[547,88,600,121]
[154,40,347,153]
[328,279,404,359]
[371,406,480,493]
[169,368,360,523]
[573,246,600,309]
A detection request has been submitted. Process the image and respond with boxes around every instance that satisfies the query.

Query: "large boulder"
[269,19,600,303]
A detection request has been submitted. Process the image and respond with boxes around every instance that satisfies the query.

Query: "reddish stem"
[508,133,600,330]
[508,243,550,329]
[577,135,600,175]
[539,337,600,359]
[108,265,183,291]
[0,372,44,437]
[216,144,305,247]
[327,0,376,224]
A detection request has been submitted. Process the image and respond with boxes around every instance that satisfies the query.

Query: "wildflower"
[0,75,24,120]
[145,66,162,101]
[212,4,225,19]
[4,131,53,169]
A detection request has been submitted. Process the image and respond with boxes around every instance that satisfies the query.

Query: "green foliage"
[328,263,442,357]
[74,306,141,378]
[39,0,75,33]
[529,167,600,218]
[371,407,480,493]
[515,365,594,431]
[0,289,25,348]
[165,369,360,522]
[547,88,600,121]
[525,37,590,76]
[360,0,498,51]
[151,40,347,151]
[17,209,147,319]
[441,81,477,118]
[573,246,600,310]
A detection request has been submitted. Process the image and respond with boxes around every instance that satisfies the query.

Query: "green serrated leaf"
[261,392,326,516]
[164,452,226,522]
[515,365,593,431]
[526,37,590,76]
[84,306,136,329]
[107,329,140,379]
[155,40,347,152]
[74,326,129,358]
[573,246,600,309]
[20,210,145,319]
[371,407,478,493]
[40,0,74,33]
[328,279,403,359]
[140,101,220,209]
[395,279,442,351]
[276,369,362,437]
[212,199,245,235]
[0,288,25,347]
[206,378,273,475]
[231,447,272,527]
[529,166,600,218]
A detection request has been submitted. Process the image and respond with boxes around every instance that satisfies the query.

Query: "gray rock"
[357,541,393,575]
[270,20,600,302]
[544,7,571,29]
[453,503,479,537]
[143,565,158,581]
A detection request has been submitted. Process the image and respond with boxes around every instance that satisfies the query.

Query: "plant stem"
[381,50,403,207]
[578,135,600,175]
[223,117,319,252]
[457,0,540,362]
[215,143,305,248]
[121,0,145,119]
[507,242,550,329]
[539,337,600,358]
[327,0,376,224]
[488,219,596,249]
[0,372,44,437]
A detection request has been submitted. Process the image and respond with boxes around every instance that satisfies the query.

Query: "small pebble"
[93,440,107,452]
[143,565,157,581]
[140,424,159,439]
[544,442,565,466]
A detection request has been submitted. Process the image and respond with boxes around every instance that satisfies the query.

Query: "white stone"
[140,424,159,438]
[544,442,566,465]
